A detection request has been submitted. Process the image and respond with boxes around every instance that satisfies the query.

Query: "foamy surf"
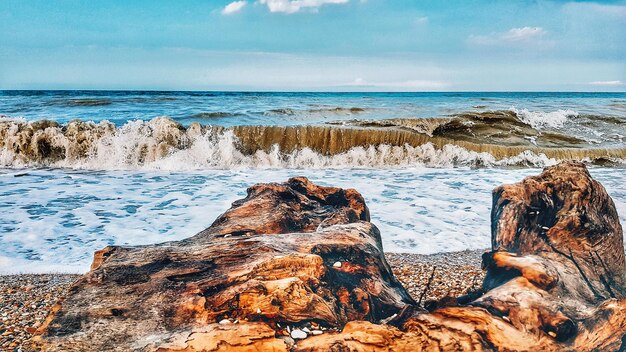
[0,116,624,170]
[1,166,624,274]
[509,107,579,129]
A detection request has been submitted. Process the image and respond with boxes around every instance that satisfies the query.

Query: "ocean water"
[0,91,625,273]
[2,91,626,127]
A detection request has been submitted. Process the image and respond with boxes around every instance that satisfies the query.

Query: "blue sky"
[0,0,624,91]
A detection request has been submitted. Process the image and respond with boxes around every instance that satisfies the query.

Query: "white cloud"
[415,16,429,25]
[258,0,349,14]
[589,80,624,86]
[468,27,547,46]
[222,1,247,15]
[501,27,545,41]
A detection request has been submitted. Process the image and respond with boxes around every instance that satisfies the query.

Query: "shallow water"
[1,167,624,274]
[0,91,624,274]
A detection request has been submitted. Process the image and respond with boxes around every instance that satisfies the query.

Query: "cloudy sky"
[0,0,624,91]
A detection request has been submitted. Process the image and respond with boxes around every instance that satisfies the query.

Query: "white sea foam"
[1,116,622,170]
[0,116,561,170]
[510,107,578,129]
[0,167,624,274]
[100,134,558,170]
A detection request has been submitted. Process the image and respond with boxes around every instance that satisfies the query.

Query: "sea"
[0,91,625,273]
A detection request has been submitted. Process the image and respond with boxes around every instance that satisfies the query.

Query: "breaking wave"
[510,107,578,129]
[0,116,624,170]
[338,109,625,148]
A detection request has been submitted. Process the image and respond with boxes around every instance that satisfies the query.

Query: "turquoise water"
[2,91,625,126]
[0,91,624,273]
[1,167,624,274]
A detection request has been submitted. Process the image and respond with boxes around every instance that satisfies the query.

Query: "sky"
[0,0,624,91]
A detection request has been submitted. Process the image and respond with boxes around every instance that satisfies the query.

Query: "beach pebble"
[385,250,485,303]
[290,329,307,340]
[0,251,486,350]
[0,274,80,350]
[279,336,295,347]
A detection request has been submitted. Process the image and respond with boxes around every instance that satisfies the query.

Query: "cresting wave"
[0,115,624,170]
[266,107,367,116]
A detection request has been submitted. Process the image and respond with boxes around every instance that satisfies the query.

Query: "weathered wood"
[36,177,412,351]
[300,162,626,351]
[37,162,626,351]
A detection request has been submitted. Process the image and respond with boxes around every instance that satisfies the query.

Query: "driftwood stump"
[36,162,626,351]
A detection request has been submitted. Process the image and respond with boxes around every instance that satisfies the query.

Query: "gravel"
[0,249,486,350]
[0,274,80,352]
[386,249,486,303]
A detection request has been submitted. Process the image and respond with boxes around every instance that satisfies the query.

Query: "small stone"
[279,336,295,347]
[333,261,342,268]
[218,319,231,324]
[380,313,397,325]
[256,308,262,314]
[290,329,307,340]
[311,330,323,335]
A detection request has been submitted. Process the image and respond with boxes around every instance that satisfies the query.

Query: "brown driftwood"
[35,177,413,351]
[37,162,626,351]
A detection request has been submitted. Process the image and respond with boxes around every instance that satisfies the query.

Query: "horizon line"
[1,89,625,94]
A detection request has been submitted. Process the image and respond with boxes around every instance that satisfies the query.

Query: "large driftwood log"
[36,177,414,351]
[37,162,626,351]
[299,162,626,351]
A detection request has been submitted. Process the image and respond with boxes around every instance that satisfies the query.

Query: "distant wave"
[266,107,367,116]
[609,102,626,111]
[0,116,624,170]
[337,109,624,148]
[43,96,181,107]
[190,112,243,119]
[47,98,113,107]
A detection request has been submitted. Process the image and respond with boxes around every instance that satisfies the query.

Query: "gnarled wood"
[36,177,412,351]
[37,162,626,351]
[301,162,626,351]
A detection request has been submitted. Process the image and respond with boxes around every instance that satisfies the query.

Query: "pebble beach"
[0,274,80,351]
[0,249,486,351]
